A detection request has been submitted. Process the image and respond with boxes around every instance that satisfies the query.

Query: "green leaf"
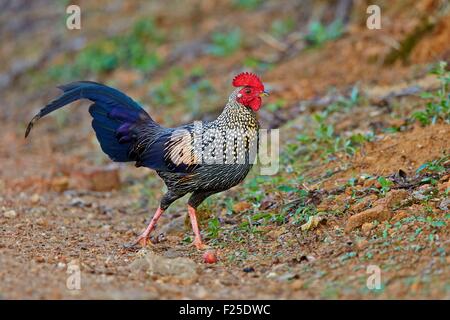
[278,185,296,193]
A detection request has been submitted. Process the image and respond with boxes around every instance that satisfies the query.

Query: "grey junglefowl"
[25,72,269,250]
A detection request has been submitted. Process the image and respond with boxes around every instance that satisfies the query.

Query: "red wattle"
[249,97,261,111]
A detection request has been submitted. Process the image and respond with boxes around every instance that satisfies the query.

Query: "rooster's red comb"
[232,72,264,91]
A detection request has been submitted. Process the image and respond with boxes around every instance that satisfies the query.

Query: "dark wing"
[131,124,202,173]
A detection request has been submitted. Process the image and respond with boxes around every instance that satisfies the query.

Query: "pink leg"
[188,205,207,250]
[130,207,164,247]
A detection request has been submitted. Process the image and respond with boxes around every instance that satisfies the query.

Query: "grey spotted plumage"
[136,88,260,210]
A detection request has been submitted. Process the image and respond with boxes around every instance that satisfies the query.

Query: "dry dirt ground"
[0,0,449,299]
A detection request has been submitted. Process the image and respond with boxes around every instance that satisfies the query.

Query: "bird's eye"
[245,88,251,94]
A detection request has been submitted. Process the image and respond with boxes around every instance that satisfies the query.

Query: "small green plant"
[232,0,262,10]
[206,217,221,239]
[266,99,286,112]
[151,76,178,106]
[270,18,295,38]
[206,29,242,57]
[297,112,372,159]
[377,176,393,195]
[319,86,360,117]
[243,57,272,72]
[339,251,356,262]
[416,155,449,174]
[47,18,164,80]
[413,61,450,125]
[277,187,318,225]
[305,19,344,47]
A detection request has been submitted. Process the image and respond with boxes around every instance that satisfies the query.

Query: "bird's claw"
[192,241,210,250]
[123,234,150,250]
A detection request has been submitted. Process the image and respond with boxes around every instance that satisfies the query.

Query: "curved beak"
[260,90,270,97]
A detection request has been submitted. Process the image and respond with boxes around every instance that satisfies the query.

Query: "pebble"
[30,194,40,204]
[69,198,85,207]
[356,239,369,250]
[439,199,450,211]
[129,252,198,280]
[392,210,408,222]
[412,190,427,201]
[3,210,17,218]
[361,222,374,235]
[290,279,304,290]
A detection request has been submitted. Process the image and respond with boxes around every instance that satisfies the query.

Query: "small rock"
[277,273,298,281]
[380,189,410,209]
[300,215,322,231]
[439,198,450,211]
[69,198,85,207]
[290,279,304,290]
[392,210,408,222]
[440,180,450,192]
[233,201,252,212]
[266,227,286,240]
[356,239,369,250]
[350,201,367,213]
[129,252,198,280]
[30,194,40,204]
[361,222,373,235]
[438,182,449,193]
[345,205,387,232]
[70,165,121,192]
[3,210,17,218]
[350,194,378,213]
[163,248,183,259]
[412,190,427,201]
[128,256,149,273]
[51,176,69,192]
[345,190,410,232]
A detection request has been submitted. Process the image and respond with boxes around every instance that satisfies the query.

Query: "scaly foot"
[123,207,164,250]
[192,240,210,250]
[123,233,151,249]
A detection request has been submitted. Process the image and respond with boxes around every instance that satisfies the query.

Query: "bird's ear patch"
[232,72,264,91]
